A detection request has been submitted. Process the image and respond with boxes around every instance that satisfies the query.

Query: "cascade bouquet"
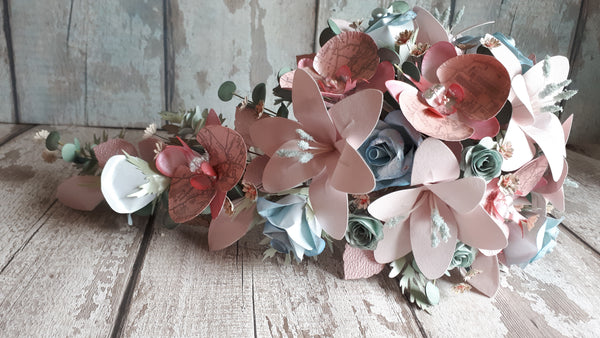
[37,2,576,309]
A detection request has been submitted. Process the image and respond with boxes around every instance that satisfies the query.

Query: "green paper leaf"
[327,18,341,35]
[252,83,266,104]
[45,131,60,151]
[218,81,237,101]
[389,1,409,14]
[61,143,78,162]
[277,104,289,118]
[401,62,420,82]
[425,282,440,305]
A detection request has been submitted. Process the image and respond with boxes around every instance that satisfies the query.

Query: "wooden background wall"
[0,0,597,144]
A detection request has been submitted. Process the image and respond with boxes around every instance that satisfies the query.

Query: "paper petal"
[562,114,574,142]
[411,138,460,185]
[330,140,375,194]
[57,175,103,211]
[196,125,247,193]
[368,187,424,223]
[355,61,395,93]
[138,137,161,165]
[514,156,549,196]
[488,37,523,78]
[373,218,412,264]
[309,172,348,240]
[250,117,302,156]
[437,54,511,121]
[454,205,509,250]
[399,87,474,141]
[462,116,500,140]
[509,75,535,125]
[208,205,255,251]
[261,140,324,192]
[209,190,227,219]
[168,166,215,223]
[523,56,569,96]
[521,113,565,181]
[422,41,457,83]
[385,80,415,102]
[343,244,385,279]
[155,145,189,177]
[101,155,156,214]
[235,105,267,148]
[501,121,535,172]
[329,89,382,149]
[544,187,565,212]
[206,108,222,126]
[314,31,379,81]
[410,196,458,279]
[95,139,138,168]
[292,69,336,144]
[413,7,449,45]
[428,177,485,213]
[466,252,500,297]
[243,155,269,187]
[502,213,546,266]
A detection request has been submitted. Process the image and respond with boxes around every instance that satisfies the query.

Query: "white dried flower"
[34,129,50,142]
[143,123,157,139]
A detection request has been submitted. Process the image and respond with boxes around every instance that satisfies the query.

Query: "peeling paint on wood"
[0,3,15,123]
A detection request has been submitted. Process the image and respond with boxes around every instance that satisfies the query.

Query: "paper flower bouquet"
[37,2,576,309]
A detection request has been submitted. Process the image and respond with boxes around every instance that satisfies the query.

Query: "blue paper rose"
[358,110,422,189]
[460,137,503,182]
[528,216,562,264]
[257,195,325,261]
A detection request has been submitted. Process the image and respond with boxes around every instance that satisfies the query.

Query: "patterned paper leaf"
[168,165,216,223]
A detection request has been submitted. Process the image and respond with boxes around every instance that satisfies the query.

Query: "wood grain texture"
[563,150,600,253]
[414,226,600,337]
[10,0,163,127]
[168,0,316,127]
[121,225,255,336]
[0,123,32,146]
[0,2,15,123]
[562,0,600,144]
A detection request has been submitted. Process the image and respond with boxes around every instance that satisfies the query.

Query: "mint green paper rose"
[345,215,384,250]
[460,137,503,182]
[448,242,477,269]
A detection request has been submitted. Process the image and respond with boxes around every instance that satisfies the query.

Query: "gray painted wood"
[168,0,316,127]
[0,4,15,123]
[0,123,31,146]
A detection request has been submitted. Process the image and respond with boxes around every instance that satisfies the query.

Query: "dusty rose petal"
[314,31,379,81]
[95,139,138,167]
[562,114,573,142]
[330,140,375,194]
[544,188,565,212]
[521,113,565,181]
[462,116,500,140]
[169,166,215,223]
[292,69,336,144]
[443,140,463,163]
[509,75,535,126]
[535,159,568,194]
[329,88,382,149]
[261,140,324,192]
[138,137,161,164]
[514,156,549,196]
[309,172,348,240]
[208,205,255,251]
[466,252,500,297]
[422,41,457,83]
[56,175,103,211]
[356,61,395,93]
[453,205,509,251]
[244,155,269,187]
[250,117,302,156]
[343,244,385,279]
[501,120,535,172]
[155,145,188,177]
[197,125,246,192]
[437,54,511,121]
[385,80,415,101]
[523,56,569,96]
[279,70,295,89]
[209,190,227,219]
[235,106,267,148]
[413,6,449,45]
[373,218,412,264]
[502,213,545,266]
[428,177,485,213]
[206,109,222,126]
[411,138,460,185]
[410,196,458,279]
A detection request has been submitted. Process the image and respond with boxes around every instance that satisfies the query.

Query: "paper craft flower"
[460,137,503,182]
[250,68,383,239]
[368,138,508,279]
[448,242,476,269]
[155,110,246,223]
[279,31,394,100]
[345,215,384,250]
[257,194,325,261]
[358,110,422,189]
[386,41,511,141]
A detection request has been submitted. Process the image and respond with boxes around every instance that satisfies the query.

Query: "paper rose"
[345,215,384,250]
[257,194,325,261]
[250,68,383,240]
[358,110,422,189]
[460,137,503,182]
[368,138,508,279]
[448,242,477,270]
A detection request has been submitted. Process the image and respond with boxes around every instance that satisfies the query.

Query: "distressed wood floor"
[1,123,599,337]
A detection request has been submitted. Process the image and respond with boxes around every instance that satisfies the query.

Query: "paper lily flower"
[155,110,246,223]
[279,31,394,100]
[386,41,511,141]
[250,68,383,240]
[368,138,508,279]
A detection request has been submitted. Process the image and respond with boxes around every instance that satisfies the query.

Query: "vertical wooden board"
[10,0,87,125]
[85,0,164,128]
[0,203,146,336]
[413,228,600,337]
[168,0,316,127]
[240,228,423,336]
[0,3,15,122]
[121,225,254,336]
[453,0,581,58]
[563,1,600,144]
[0,124,32,146]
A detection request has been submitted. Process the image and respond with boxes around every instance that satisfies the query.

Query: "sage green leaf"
[402,62,420,81]
[277,104,289,118]
[218,81,237,101]
[46,131,60,151]
[61,143,78,162]
[425,282,440,305]
[327,18,341,34]
[252,83,266,103]
[389,1,409,14]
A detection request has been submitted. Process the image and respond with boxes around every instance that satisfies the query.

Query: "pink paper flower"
[368,138,508,279]
[250,69,383,239]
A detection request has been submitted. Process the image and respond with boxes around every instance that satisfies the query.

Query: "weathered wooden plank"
[563,1,600,144]
[0,123,32,146]
[0,203,146,336]
[120,225,255,336]
[10,1,163,127]
[562,150,600,253]
[414,225,600,337]
[0,3,15,123]
[168,0,316,126]
[241,229,424,337]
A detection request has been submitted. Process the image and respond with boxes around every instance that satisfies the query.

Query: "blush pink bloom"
[368,138,508,279]
[250,69,383,240]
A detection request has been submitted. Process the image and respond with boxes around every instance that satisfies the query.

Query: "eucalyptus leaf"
[252,83,266,103]
[389,1,409,14]
[61,143,78,162]
[425,282,440,305]
[277,104,289,118]
[45,131,60,151]
[401,62,420,81]
[327,18,341,35]
[218,81,237,101]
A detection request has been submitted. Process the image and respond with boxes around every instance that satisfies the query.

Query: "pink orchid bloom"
[250,68,383,240]
[386,41,511,141]
[155,110,246,223]
[279,31,394,101]
[368,138,508,279]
